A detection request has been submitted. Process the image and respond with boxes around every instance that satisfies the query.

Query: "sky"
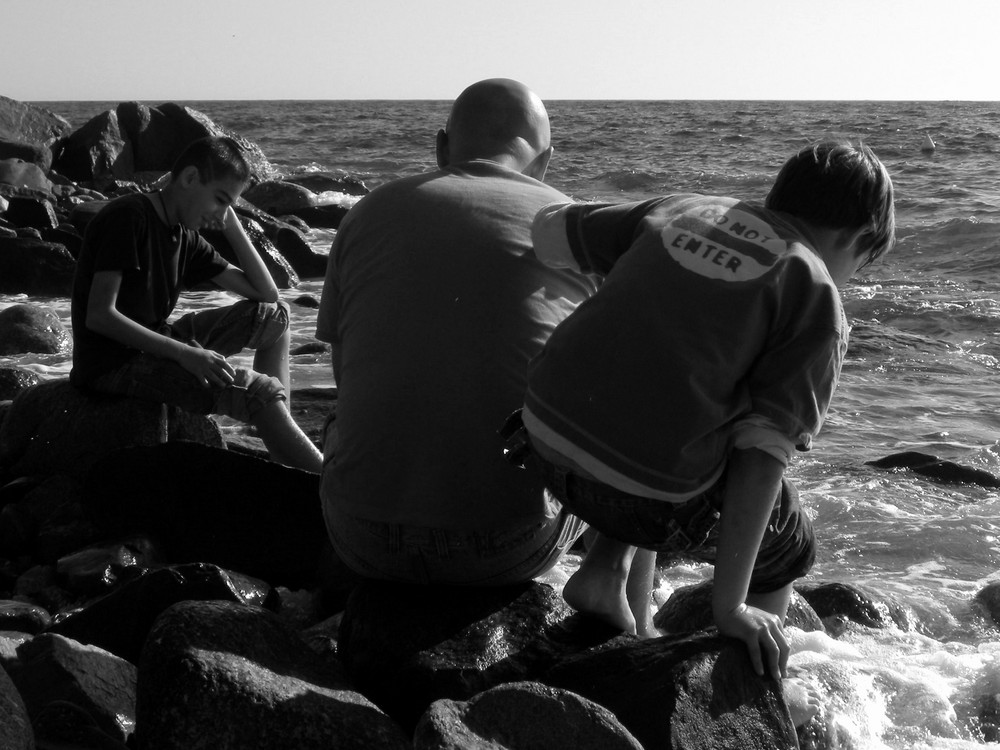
[4,0,1000,102]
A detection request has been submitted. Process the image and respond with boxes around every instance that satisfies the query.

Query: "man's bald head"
[436,79,553,180]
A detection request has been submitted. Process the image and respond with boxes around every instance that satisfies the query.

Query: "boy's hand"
[716,602,789,680]
[177,344,236,388]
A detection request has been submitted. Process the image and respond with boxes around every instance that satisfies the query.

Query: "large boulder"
[0,379,223,479]
[202,214,298,289]
[0,237,76,296]
[795,580,919,632]
[413,681,644,750]
[0,663,33,750]
[0,303,70,355]
[136,599,411,749]
[0,365,41,400]
[12,632,137,745]
[49,562,277,665]
[242,179,321,215]
[51,109,134,185]
[0,157,53,193]
[338,579,620,732]
[547,633,799,750]
[3,195,59,231]
[0,96,71,171]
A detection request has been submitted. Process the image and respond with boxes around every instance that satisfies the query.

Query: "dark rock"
[654,580,825,635]
[52,109,134,184]
[56,536,162,598]
[32,699,131,750]
[202,214,298,289]
[795,580,917,631]
[973,581,1000,627]
[243,179,320,215]
[68,198,109,234]
[0,237,76,296]
[13,632,136,743]
[980,693,1000,743]
[0,474,97,563]
[291,342,329,356]
[339,580,619,732]
[547,633,798,750]
[136,599,411,750]
[48,562,277,664]
[293,294,321,308]
[0,140,53,172]
[83,441,330,590]
[294,203,351,229]
[0,379,224,479]
[867,450,1000,488]
[284,172,370,196]
[0,96,71,145]
[0,157,52,192]
[272,224,328,278]
[413,680,644,750]
[42,224,83,259]
[3,195,58,230]
[0,599,52,633]
[0,303,70,355]
[0,662,33,750]
[0,366,41,400]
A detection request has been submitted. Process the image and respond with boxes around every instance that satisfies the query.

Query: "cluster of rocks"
[0,95,369,296]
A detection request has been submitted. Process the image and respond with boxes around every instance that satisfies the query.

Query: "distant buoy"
[920,134,936,153]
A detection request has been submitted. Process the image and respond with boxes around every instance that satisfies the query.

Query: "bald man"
[316,79,596,586]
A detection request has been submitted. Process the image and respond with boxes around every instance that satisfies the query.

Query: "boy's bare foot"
[783,676,823,728]
[563,568,637,635]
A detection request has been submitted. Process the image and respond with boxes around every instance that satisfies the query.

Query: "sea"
[9,99,1000,748]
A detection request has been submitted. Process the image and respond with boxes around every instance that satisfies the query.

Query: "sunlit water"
[10,99,1000,746]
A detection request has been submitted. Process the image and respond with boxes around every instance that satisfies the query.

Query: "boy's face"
[177,168,248,231]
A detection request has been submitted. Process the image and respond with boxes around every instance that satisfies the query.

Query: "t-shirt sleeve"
[744,259,847,452]
[181,234,231,288]
[531,198,668,277]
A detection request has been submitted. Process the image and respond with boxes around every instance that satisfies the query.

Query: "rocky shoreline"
[4,96,1000,748]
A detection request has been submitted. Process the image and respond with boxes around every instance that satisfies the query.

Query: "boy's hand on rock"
[716,602,788,681]
[179,344,236,388]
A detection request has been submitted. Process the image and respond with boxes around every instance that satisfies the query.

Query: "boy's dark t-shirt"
[70,194,229,386]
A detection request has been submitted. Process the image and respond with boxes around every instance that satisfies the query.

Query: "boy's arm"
[86,270,236,388]
[711,447,788,680]
[208,207,280,303]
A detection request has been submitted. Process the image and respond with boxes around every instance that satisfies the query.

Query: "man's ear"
[177,165,201,188]
[523,146,553,181]
[435,129,450,169]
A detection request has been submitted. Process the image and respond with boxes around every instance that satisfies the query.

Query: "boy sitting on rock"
[518,141,895,680]
[70,136,321,472]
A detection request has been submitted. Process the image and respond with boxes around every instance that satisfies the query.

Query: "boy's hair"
[170,136,251,185]
[765,141,895,268]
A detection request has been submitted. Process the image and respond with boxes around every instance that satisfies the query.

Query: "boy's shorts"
[87,300,289,423]
[534,449,815,594]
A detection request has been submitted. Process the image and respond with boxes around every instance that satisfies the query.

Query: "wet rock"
[0,303,70,355]
[291,342,329,356]
[0,237,76,296]
[867,450,1000,488]
[83,441,330,590]
[284,171,369,196]
[294,203,351,229]
[4,194,58,230]
[136,599,411,750]
[653,580,825,636]
[339,579,619,732]
[973,581,1000,627]
[13,632,137,744]
[0,379,223,479]
[547,633,798,750]
[0,599,52,633]
[0,663,33,750]
[414,680,644,750]
[53,109,134,184]
[293,294,321,308]
[0,157,53,193]
[55,535,162,598]
[980,693,1000,742]
[243,179,321,215]
[49,562,276,664]
[0,366,41,400]
[202,214,298,289]
[795,580,917,631]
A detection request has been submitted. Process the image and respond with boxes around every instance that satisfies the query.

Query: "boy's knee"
[247,300,290,350]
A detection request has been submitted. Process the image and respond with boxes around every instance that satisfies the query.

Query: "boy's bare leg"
[563,532,639,634]
[253,401,322,472]
[253,321,292,402]
[627,548,660,637]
